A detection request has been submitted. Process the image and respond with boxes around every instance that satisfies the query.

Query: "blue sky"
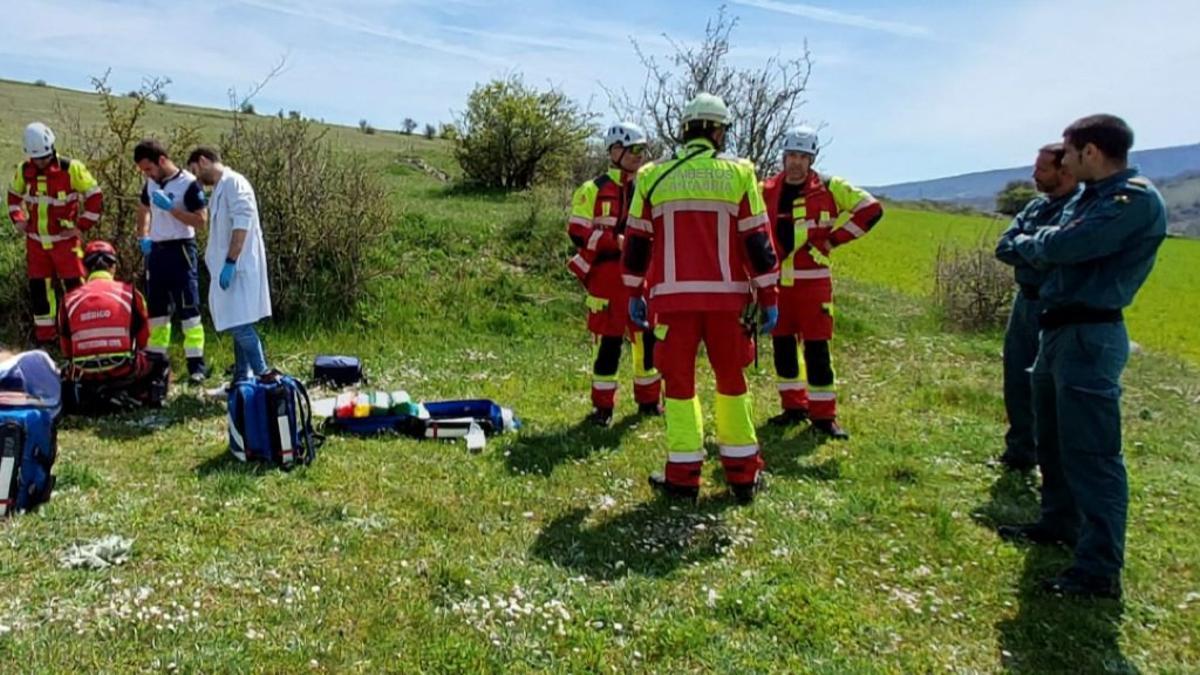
[2,0,1197,185]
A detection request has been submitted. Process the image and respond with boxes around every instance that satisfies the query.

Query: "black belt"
[592,251,622,264]
[1018,284,1040,300]
[1038,306,1123,330]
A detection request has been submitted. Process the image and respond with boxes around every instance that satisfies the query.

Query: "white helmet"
[782,126,819,156]
[23,122,56,159]
[604,121,648,149]
[681,92,732,126]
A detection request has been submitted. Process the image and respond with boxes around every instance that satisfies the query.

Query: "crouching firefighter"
[567,121,662,426]
[59,241,170,413]
[762,126,883,439]
[622,93,780,504]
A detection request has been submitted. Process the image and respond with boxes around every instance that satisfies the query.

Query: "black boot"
[637,402,664,416]
[729,473,765,505]
[586,407,614,428]
[187,358,211,385]
[997,451,1037,472]
[648,473,698,504]
[812,418,850,440]
[1040,568,1122,600]
[768,408,809,427]
[997,523,1073,547]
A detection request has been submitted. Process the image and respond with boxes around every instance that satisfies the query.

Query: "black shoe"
[1040,568,1122,600]
[997,523,1072,547]
[648,473,699,503]
[768,408,810,427]
[812,419,850,440]
[187,359,211,385]
[998,452,1037,472]
[586,407,614,428]
[637,402,664,416]
[729,474,764,505]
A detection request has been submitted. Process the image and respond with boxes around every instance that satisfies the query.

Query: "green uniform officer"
[1008,114,1167,599]
[994,144,1080,471]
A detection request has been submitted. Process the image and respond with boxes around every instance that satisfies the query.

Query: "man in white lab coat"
[186,147,272,383]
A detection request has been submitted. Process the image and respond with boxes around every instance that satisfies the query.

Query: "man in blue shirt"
[1003,114,1167,599]
[994,144,1080,471]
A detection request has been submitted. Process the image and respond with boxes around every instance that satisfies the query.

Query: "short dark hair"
[1039,142,1066,168]
[133,139,169,164]
[682,120,724,143]
[1063,114,1133,163]
[186,146,221,165]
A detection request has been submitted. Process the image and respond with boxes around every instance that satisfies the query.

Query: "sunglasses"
[626,144,647,157]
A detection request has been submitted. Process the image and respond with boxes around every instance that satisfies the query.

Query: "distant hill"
[1160,172,1200,238]
[869,143,1200,234]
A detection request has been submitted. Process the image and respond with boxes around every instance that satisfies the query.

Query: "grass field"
[1,79,1198,672]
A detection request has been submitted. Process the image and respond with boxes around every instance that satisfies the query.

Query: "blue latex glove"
[759,305,779,335]
[139,237,152,256]
[628,297,649,330]
[150,189,174,211]
[219,260,237,290]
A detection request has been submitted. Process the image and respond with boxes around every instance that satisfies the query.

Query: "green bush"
[995,180,1037,216]
[454,76,594,190]
[221,114,395,324]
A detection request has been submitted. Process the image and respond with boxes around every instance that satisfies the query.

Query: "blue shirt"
[995,186,1081,288]
[1014,167,1166,310]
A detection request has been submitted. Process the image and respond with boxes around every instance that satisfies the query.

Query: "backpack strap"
[643,145,714,207]
[287,377,323,463]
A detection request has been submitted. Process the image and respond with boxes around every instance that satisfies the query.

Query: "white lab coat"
[205,168,272,332]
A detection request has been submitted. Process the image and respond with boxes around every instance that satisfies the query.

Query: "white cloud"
[231,0,512,66]
[731,0,931,38]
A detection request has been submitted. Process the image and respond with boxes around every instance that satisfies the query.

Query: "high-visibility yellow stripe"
[665,397,703,452]
[714,392,756,448]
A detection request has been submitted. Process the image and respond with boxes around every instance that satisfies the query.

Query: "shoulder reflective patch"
[1127,177,1150,187]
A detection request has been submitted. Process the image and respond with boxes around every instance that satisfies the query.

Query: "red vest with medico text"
[61,275,139,361]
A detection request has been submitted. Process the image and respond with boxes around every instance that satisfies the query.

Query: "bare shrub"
[932,242,1014,331]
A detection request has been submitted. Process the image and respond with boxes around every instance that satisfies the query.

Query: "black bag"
[312,355,363,388]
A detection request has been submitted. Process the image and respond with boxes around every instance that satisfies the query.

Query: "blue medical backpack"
[227,373,321,469]
[0,407,58,516]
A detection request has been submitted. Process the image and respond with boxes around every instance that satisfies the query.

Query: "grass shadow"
[432,182,515,203]
[531,496,738,580]
[758,422,838,481]
[996,544,1134,673]
[60,392,227,441]
[971,467,1040,530]
[977,469,1136,673]
[503,414,644,476]
[193,449,272,478]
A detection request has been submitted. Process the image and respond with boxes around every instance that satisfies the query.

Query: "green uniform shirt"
[995,186,1081,289]
[1014,167,1166,310]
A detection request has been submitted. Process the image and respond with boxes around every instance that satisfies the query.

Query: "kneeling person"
[59,241,169,412]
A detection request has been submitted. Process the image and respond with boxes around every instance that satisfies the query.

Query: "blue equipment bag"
[312,355,364,388]
[227,373,321,468]
[423,400,507,434]
[0,407,58,516]
[325,399,516,437]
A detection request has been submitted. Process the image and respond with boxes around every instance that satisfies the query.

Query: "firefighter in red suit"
[622,93,780,504]
[762,126,884,439]
[7,122,103,343]
[567,122,662,426]
[59,241,169,411]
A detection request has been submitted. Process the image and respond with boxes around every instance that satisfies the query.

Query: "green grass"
[837,205,1200,365]
[1,78,1198,672]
